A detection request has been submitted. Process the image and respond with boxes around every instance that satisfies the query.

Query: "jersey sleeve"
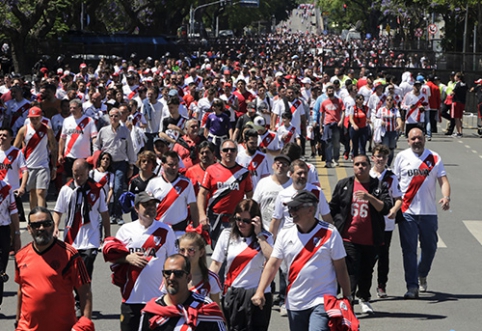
[53,187,69,214]
[329,228,347,261]
[272,194,284,220]
[211,229,230,263]
[200,169,213,190]
[69,251,92,288]
[186,182,196,205]
[209,272,222,295]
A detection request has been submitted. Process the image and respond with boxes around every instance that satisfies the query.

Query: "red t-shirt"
[343,180,373,245]
[201,162,253,218]
[233,90,255,117]
[352,106,368,128]
[185,163,207,196]
[15,239,91,331]
[321,97,345,125]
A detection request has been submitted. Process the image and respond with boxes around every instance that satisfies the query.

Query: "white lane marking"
[418,234,446,248]
[463,221,482,245]
[465,145,471,148]
[472,150,478,154]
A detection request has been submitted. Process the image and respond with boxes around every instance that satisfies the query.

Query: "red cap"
[224,82,232,88]
[223,70,231,75]
[28,106,42,118]
[79,63,87,69]
[475,79,482,84]
[40,67,48,74]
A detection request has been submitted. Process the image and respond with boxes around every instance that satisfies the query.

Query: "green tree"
[0,0,72,73]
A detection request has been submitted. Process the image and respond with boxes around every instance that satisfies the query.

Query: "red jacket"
[426,81,441,110]
[324,295,360,331]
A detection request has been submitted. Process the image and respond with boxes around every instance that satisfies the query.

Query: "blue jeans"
[381,131,398,166]
[398,213,438,290]
[324,125,340,163]
[349,126,369,157]
[288,304,329,331]
[111,161,128,218]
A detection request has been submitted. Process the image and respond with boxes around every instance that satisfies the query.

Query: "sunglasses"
[222,148,237,153]
[162,269,188,278]
[29,219,54,229]
[179,248,197,255]
[288,203,312,212]
[233,216,252,224]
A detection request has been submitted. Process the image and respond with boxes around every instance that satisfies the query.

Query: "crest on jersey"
[90,193,96,201]
[38,131,45,138]
[252,162,258,168]
[313,236,320,246]
[425,160,432,167]
[174,186,181,194]
[339,301,348,310]
[7,155,13,161]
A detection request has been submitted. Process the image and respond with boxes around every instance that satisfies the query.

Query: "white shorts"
[27,167,50,191]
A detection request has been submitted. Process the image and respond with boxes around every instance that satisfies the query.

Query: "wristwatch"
[444,196,450,201]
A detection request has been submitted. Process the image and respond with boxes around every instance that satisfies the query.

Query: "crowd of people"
[1,32,481,330]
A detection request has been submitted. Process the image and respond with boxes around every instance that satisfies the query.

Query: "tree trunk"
[10,34,28,74]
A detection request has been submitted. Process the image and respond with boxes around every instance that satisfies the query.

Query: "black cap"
[284,190,319,208]
[153,136,169,145]
[135,192,160,205]
[274,154,291,164]
[247,101,257,109]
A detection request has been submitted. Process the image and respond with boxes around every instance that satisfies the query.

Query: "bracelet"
[14,230,20,235]
[444,196,450,201]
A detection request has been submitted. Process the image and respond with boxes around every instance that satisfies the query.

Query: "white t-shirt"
[0,147,27,190]
[115,220,177,304]
[272,183,330,229]
[89,169,114,202]
[272,221,346,310]
[393,148,446,215]
[60,115,97,159]
[369,168,402,231]
[0,180,18,226]
[211,228,273,291]
[54,183,108,250]
[143,101,164,134]
[145,175,196,232]
[277,124,300,147]
[235,150,270,190]
[253,176,292,229]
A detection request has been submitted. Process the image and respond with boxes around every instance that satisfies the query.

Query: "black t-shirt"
[235,113,257,131]
[162,115,189,132]
[128,174,156,195]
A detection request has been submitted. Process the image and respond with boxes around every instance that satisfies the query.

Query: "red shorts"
[451,102,464,119]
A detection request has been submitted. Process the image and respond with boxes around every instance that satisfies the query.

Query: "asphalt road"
[2,120,482,331]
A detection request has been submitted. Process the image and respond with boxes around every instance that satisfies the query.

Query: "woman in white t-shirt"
[89,151,114,205]
[209,199,273,331]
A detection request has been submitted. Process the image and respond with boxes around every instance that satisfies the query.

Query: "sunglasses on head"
[29,219,54,229]
[233,216,252,224]
[162,269,188,278]
[222,148,237,153]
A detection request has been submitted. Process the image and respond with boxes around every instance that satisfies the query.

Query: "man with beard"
[185,141,216,196]
[15,207,92,330]
[320,85,345,168]
[139,254,226,331]
[235,129,270,190]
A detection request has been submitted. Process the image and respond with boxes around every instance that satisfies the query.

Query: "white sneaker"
[279,304,287,317]
[332,160,339,167]
[359,300,374,314]
[419,277,427,292]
